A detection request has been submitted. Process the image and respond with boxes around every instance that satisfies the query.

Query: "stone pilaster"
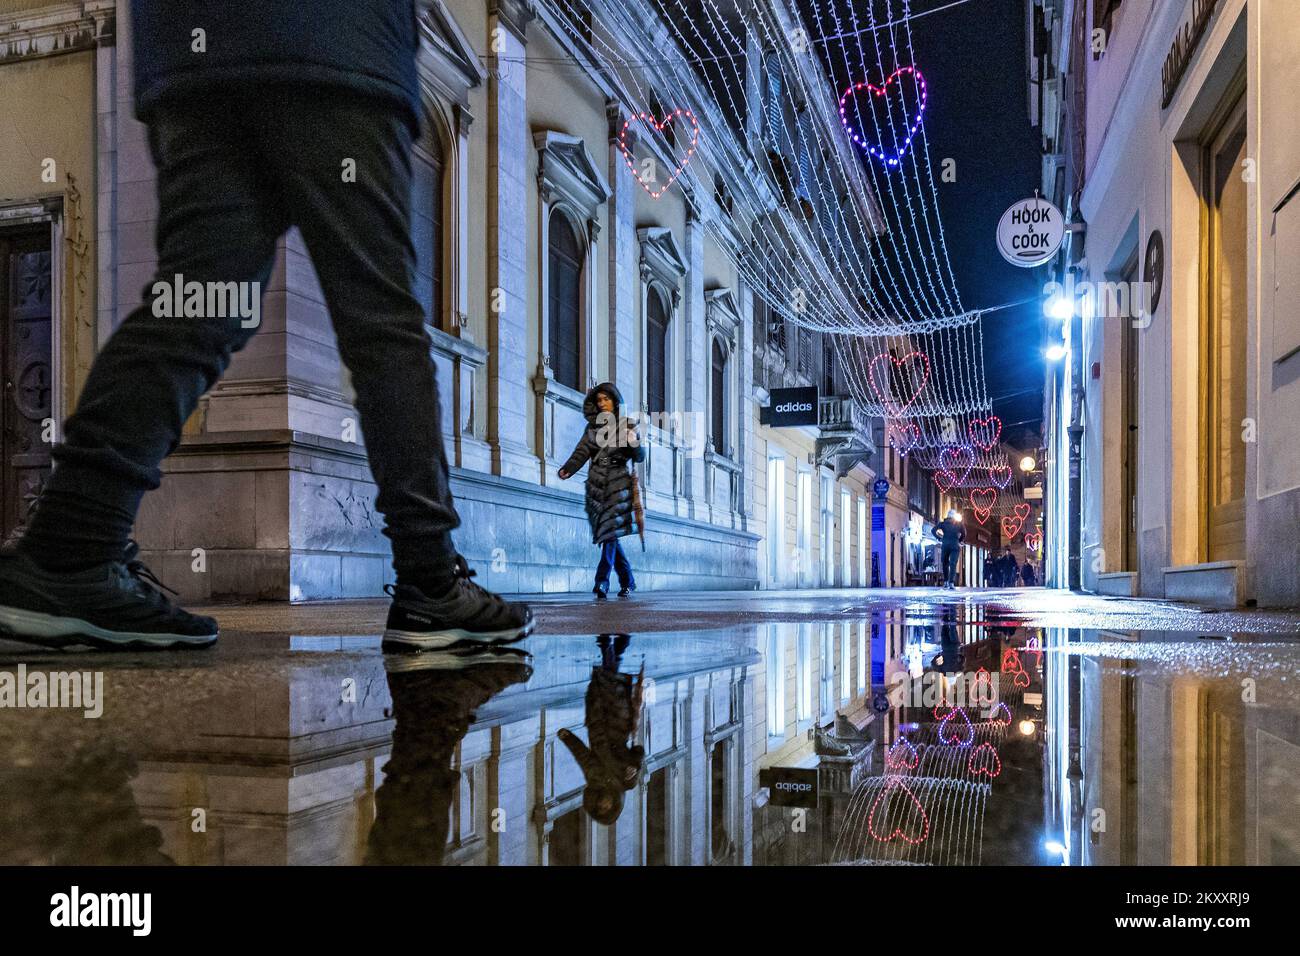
[606,101,639,402]
[485,1,536,482]
[682,210,707,513]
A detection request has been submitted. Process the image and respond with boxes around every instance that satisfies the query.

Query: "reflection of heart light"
[867,779,931,845]
[839,66,929,167]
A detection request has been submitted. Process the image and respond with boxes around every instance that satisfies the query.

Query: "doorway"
[1201,98,1248,562]
[1119,249,1140,571]
[0,228,54,543]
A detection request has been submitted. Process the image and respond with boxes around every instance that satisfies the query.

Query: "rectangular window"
[820,475,835,585]
[841,623,851,702]
[840,488,852,586]
[857,497,868,586]
[796,624,812,722]
[820,626,835,720]
[796,469,812,586]
[767,455,786,586]
[766,625,785,737]
[857,620,867,693]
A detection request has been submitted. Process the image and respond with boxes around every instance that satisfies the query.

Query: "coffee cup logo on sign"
[996,197,1065,268]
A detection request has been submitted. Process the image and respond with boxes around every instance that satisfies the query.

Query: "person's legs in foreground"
[0,99,278,648]
[0,87,531,650]
[261,88,531,650]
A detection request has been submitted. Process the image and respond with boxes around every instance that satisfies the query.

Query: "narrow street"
[3,586,1295,867]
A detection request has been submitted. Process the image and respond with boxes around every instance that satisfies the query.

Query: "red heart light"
[618,108,699,199]
[868,351,931,418]
[1012,669,1031,688]
[1014,503,1031,522]
[968,415,1003,451]
[970,487,997,521]
[1024,531,1042,551]
[967,742,1002,778]
[933,470,954,494]
[1001,515,1022,539]
[867,778,931,845]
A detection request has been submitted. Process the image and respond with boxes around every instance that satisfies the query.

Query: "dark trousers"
[594,540,634,591]
[941,547,960,586]
[27,86,457,575]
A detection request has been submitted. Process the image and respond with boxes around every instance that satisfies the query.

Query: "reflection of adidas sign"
[775,402,813,413]
[774,781,813,792]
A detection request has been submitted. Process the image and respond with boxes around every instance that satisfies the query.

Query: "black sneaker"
[0,544,218,650]
[593,586,608,601]
[617,584,635,597]
[382,556,533,650]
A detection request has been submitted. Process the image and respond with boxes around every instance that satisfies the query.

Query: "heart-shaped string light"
[970,487,997,523]
[838,66,929,168]
[967,415,1002,451]
[967,742,1002,779]
[987,464,1012,489]
[938,445,974,485]
[1024,530,1042,551]
[887,420,922,456]
[867,778,931,845]
[618,108,699,199]
[868,351,931,418]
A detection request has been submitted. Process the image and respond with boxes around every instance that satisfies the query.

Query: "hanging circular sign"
[1144,229,1164,314]
[996,196,1065,268]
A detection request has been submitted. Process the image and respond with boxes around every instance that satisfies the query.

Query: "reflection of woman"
[0,739,172,865]
[366,651,532,865]
[557,634,645,826]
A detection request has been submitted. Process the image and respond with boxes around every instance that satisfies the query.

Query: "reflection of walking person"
[933,509,965,590]
[557,384,646,599]
[556,634,646,825]
[366,650,533,865]
[0,0,532,652]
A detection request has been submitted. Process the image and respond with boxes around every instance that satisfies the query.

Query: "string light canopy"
[543,0,1006,466]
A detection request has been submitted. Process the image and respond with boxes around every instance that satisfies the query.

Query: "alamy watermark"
[151,273,261,329]
[1044,272,1155,328]
[0,664,103,718]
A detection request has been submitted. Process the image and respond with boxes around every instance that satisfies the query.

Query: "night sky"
[903,0,1046,451]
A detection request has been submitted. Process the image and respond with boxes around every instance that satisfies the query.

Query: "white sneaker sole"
[0,603,217,650]
[381,620,534,650]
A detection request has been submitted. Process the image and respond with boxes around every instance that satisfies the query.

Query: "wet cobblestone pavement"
[1,587,1297,865]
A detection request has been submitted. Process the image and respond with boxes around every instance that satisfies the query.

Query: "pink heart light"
[618,108,699,199]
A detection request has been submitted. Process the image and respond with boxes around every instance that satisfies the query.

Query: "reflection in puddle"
[0,617,1295,865]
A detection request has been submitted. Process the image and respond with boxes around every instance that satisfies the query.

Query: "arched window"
[411,123,446,328]
[548,211,583,390]
[646,288,669,413]
[711,338,727,456]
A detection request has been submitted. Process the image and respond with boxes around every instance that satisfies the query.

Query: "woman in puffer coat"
[557,383,646,598]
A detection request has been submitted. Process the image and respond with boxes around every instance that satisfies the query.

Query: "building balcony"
[815,395,876,475]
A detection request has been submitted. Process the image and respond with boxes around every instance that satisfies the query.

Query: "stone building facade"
[0,0,881,600]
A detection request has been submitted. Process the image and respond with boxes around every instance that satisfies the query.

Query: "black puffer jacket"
[130,0,421,133]
[561,384,646,544]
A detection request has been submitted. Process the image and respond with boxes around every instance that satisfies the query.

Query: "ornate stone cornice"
[0,0,114,63]
[488,0,535,44]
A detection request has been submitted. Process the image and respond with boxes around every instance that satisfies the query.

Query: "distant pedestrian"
[933,509,965,590]
[1004,549,1020,587]
[558,384,646,598]
[1021,562,1037,587]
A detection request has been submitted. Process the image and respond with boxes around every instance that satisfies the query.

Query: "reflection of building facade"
[1031,0,1300,605]
[0,0,882,600]
[26,635,759,865]
[1046,628,1299,864]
